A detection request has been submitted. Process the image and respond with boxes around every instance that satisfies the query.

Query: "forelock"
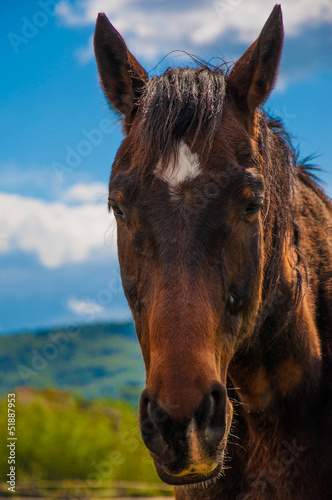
[133,65,226,173]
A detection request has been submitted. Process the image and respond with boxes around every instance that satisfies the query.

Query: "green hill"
[0,322,145,404]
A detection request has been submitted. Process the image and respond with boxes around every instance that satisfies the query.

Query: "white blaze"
[187,420,202,463]
[154,141,201,187]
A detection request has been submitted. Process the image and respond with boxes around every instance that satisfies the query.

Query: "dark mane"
[250,114,300,335]
[134,65,226,169]
[254,114,331,340]
[266,116,331,207]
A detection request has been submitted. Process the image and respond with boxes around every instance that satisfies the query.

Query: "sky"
[1,0,331,334]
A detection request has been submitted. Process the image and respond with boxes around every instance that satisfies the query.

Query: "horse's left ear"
[227,4,284,123]
[94,13,148,130]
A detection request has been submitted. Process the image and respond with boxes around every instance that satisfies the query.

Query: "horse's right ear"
[94,13,148,130]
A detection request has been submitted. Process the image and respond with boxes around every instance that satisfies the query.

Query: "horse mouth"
[153,457,223,486]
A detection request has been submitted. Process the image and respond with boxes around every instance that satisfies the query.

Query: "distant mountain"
[0,322,145,404]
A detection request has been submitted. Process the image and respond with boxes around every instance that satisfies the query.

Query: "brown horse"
[94,5,332,499]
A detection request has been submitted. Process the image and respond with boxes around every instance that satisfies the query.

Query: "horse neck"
[229,119,323,424]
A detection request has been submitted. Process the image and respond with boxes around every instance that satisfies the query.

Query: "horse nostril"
[139,391,156,439]
[139,390,174,458]
[209,383,227,429]
[194,383,227,446]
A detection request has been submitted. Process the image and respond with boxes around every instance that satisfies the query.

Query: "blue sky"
[1,0,331,333]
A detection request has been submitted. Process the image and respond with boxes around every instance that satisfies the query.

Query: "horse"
[94,5,332,499]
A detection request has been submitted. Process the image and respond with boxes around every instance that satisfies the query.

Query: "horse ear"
[227,4,284,123]
[94,13,148,128]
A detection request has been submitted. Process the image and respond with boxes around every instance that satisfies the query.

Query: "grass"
[0,387,160,484]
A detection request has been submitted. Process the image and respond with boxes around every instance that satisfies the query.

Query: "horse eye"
[243,203,262,218]
[110,203,125,221]
[228,295,244,315]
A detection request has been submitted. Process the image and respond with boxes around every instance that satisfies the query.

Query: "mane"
[133,65,226,170]
[254,114,330,339]
[266,117,331,208]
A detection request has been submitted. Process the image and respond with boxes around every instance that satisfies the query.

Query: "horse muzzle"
[139,382,230,485]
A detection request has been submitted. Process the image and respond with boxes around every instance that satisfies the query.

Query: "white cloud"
[0,163,76,201]
[0,191,116,268]
[0,164,51,190]
[63,181,108,203]
[67,296,132,322]
[67,297,105,315]
[56,0,332,61]
[0,165,33,188]
[75,33,94,64]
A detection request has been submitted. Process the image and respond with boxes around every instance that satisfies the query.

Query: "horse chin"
[153,459,223,487]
